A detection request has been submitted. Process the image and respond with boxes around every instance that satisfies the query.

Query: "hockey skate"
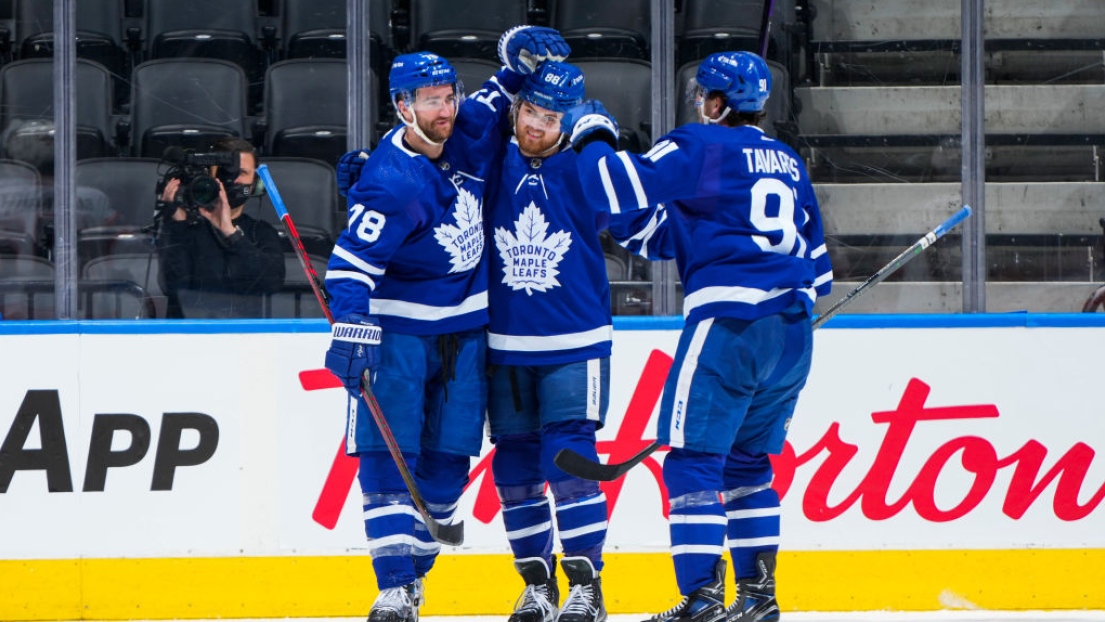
[368,581,419,622]
[509,556,560,622]
[558,557,607,622]
[643,559,726,622]
[726,553,779,622]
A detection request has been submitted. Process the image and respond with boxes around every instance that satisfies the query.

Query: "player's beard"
[516,128,562,157]
[417,113,455,144]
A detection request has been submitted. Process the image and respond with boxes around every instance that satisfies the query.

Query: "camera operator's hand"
[202,182,238,237]
[159,178,189,222]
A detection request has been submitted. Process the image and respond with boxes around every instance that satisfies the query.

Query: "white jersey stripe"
[371,291,488,322]
[507,521,553,540]
[332,245,386,276]
[668,319,712,448]
[727,535,781,548]
[616,151,649,208]
[726,507,781,520]
[672,544,726,555]
[488,325,613,352]
[326,269,377,290]
[621,204,668,251]
[559,521,608,540]
[366,534,439,554]
[363,504,422,521]
[598,157,621,214]
[556,493,606,512]
[682,285,794,318]
[669,514,727,526]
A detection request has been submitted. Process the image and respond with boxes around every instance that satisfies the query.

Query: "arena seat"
[410,0,528,62]
[262,58,356,162]
[550,0,649,60]
[128,58,249,158]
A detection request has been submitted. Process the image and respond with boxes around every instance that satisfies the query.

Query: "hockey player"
[323,28,570,622]
[564,52,834,622]
[485,61,616,622]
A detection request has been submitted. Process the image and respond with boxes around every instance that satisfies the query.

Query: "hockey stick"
[759,0,776,57]
[812,204,972,329]
[257,164,465,546]
[555,205,974,481]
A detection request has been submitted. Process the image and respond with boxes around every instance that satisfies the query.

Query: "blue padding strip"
[3,314,1105,336]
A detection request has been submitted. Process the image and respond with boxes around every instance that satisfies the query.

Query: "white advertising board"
[2,322,1102,560]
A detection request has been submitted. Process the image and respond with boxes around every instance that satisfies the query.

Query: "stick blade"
[426,519,465,546]
[554,442,661,482]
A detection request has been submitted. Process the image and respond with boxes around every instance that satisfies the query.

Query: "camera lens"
[188,175,221,209]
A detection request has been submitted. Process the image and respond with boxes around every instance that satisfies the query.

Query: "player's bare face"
[515,101,563,157]
[411,84,458,143]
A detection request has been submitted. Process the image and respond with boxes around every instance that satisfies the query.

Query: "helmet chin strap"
[403,107,446,147]
[699,99,732,125]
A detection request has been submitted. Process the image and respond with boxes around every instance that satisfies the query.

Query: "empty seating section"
[802,0,1105,311]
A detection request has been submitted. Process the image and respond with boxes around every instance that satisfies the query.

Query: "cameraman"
[155,137,285,318]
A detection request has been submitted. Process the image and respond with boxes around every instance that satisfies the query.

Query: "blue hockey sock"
[664,448,726,595]
[494,432,554,565]
[544,421,607,570]
[722,448,779,580]
[412,449,470,577]
[358,451,419,589]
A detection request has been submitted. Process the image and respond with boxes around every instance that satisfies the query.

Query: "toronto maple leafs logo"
[494,202,572,295]
[434,187,484,273]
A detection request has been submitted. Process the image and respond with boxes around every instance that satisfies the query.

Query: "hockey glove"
[325,314,382,396]
[561,100,619,152]
[336,150,370,197]
[498,25,571,75]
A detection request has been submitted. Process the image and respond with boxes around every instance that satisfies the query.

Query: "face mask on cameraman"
[216,164,254,209]
[212,157,255,208]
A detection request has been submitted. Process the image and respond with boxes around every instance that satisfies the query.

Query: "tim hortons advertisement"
[1,326,1103,559]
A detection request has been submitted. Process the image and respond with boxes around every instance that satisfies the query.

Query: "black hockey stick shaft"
[257,165,464,546]
[759,0,776,57]
[555,206,974,482]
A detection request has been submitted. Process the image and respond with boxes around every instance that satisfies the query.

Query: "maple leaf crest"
[494,202,572,295]
[434,187,484,273]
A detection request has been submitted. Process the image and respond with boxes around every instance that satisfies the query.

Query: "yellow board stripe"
[2,550,1102,620]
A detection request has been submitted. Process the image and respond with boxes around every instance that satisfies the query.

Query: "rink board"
[1,315,1103,619]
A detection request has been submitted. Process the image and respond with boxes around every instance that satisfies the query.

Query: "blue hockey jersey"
[325,71,520,335]
[486,138,614,365]
[585,123,833,324]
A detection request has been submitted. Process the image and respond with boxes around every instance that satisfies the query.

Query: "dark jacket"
[156,211,285,318]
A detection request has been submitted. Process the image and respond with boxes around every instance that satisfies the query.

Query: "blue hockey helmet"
[388,52,461,102]
[518,61,586,114]
[692,51,771,113]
